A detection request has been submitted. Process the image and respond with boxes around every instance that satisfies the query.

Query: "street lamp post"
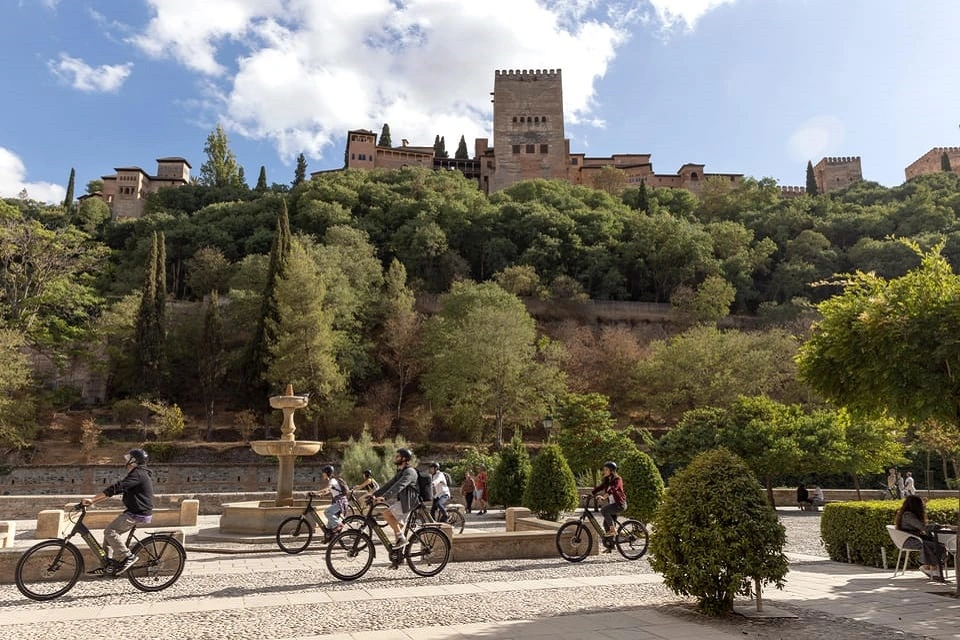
[542,414,554,442]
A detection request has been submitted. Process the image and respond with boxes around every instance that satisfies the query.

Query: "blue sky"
[3,0,959,202]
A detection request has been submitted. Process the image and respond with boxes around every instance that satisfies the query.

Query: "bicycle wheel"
[276,516,314,554]
[408,509,429,531]
[325,530,374,581]
[15,540,83,601]
[405,527,450,577]
[556,521,592,562]
[615,520,649,560]
[127,535,186,592]
[341,515,366,532]
[446,510,465,534]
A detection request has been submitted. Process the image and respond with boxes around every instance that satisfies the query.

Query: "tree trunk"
[765,475,775,507]
[395,372,404,424]
[853,474,861,500]
[204,399,214,441]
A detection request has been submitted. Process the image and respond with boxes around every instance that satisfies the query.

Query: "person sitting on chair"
[895,495,947,581]
[796,483,813,509]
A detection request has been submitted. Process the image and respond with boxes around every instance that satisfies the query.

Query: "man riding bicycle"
[81,448,154,574]
[372,448,419,568]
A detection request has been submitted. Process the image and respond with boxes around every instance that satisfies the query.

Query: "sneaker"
[388,561,400,570]
[395,535,407,547]
[601,547,613,554]
[116,554,139,575]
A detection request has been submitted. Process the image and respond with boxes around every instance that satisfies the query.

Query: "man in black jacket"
[82,448,154,574]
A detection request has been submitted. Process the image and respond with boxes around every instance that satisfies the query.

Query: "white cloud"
[130,0,731,162]
[787,115,845,163]
[0,147,66,203]
[646,0,736,30]
[48,54,133,93]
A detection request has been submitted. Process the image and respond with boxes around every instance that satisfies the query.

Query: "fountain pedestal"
[219,385,323,534]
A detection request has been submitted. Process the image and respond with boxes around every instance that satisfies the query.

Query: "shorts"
[388,501,408,523]
[473,488,483,499]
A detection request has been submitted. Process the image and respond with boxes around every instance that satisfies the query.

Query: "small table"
[933,528,958,579]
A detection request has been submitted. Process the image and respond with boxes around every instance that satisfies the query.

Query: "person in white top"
[811,485,825,506]
[429,462,450,523]
[903,471,916,496]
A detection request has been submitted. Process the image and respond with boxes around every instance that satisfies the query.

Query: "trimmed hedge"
[821,499,959,567]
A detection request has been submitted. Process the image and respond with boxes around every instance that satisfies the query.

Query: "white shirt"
[813,487,824,502]
[431,472,450,498]
[904,476,916,496]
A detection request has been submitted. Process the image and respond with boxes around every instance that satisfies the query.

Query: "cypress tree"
[63,168,75,214]
[805,160,818,196]
[255,166,268,193]
[433,135,442,157]
[439,136,449,159]
[238,166,247,188]
[154,231,167,390]
[135,232,164,393]
[245,199,293,404]
[199,292,224,440]
[637,181,649,212]
[455,135,469,159]
[293,153,307,186]
[379,123,392,148]
[942,152,952,172]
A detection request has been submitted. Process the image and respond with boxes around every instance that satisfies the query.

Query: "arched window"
[534,116,539,123]
[690,172,699,181]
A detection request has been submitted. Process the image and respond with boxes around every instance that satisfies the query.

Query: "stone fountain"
[218,384,323,534]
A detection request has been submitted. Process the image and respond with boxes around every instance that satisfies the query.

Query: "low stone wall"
[35,500,199,539]
[0,492,288,519]
[449,507,595,562]
[770,488,957,506]
[0,531,184,585]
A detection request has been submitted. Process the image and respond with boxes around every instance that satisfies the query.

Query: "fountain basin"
[219,499,319,534]
[249,440,322,456]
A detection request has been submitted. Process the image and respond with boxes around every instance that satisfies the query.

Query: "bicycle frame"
[63,505,141,567]
[572,496,612,537]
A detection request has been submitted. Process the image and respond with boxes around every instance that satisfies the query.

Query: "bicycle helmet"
[322,465,335,476]
[603,461,618,473]
[362,469,373,478]
[429,461,440,470]
[125,448,148,466]
[396,448,413,462]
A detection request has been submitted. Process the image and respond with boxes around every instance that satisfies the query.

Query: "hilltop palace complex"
[83,69,960,219]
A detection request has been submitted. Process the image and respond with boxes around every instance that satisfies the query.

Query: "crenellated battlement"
[495,68,562,79]
[821,156,861,165]
[780,185,806,193]
[932,147,960,153]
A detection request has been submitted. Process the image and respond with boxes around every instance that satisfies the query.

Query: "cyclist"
[317,465,349,535]
[429,462,450,523]
[81,448,154,574]
[591,461,627,547]
[353,469,380,495]
[372,448,419,566]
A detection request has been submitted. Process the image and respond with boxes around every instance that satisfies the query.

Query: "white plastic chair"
[887,525,924,577]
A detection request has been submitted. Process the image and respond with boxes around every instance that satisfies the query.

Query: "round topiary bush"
[618,448,664,523]
[649,448,788,616]
[523,443,578,520]
[488,434,531,508]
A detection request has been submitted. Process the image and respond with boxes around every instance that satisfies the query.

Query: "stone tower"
[814,156,862,194]
[489,69,567,193]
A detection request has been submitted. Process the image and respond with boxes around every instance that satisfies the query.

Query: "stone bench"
[0,521,15,549]
[36,499,199,539]
[448,507,598,562]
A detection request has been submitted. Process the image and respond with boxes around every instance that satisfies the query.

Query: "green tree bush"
[488,433,531,507]
[649,448,788,616]
[618,448,664,523]
[523,443,578,520]
[341,427,391,485]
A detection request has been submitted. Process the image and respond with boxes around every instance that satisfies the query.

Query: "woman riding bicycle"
[591,461,627,540]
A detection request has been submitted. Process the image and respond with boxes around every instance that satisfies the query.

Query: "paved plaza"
[1,511,959,639]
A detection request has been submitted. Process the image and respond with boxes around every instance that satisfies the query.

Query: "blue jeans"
[431,495,449,522]
[324,502,343,529]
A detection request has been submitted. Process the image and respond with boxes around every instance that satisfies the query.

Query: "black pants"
[463,491,474,512]
[600,502,625,531]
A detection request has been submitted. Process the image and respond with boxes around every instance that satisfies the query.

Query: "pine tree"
[255,166,268,193]
[199,292,225,440]
[63,168,75,214]
[245,199,293,405]
[805,160,819,196]
[942,152,953,172]
[293,153,307,186]
[379,123,392,148]
[455,135,469,159]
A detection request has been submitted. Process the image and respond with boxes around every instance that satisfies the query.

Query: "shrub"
[143,441,177,463]
[649,448,788,616]
[143,401,185,440]
[447,446,499,486]
[820,499,959,567]
[341,427,388,485]
[80,419,101,462]
[233,410,259,442]
[112,399,146,426]
[488,434,531,507]
[618,448,664,523]
[523,443,578,520]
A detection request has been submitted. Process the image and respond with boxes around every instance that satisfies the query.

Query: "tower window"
[534,117,539,123]
[526,144,535,154]
[520,117,525,123]
[690,172,699,181]
[571,158,578,165]
[512,145,521,154]
[512,116,517,123]
[540,144,548,154]
[542,116,547,122]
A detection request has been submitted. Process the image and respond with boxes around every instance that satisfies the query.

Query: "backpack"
[443,471,453,490]
[417,469,434,502]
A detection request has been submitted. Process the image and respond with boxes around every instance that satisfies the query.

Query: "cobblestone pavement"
[0,509,955,640]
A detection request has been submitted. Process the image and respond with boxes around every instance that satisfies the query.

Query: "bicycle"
[15,503,186,601]
[276,492,367,554]
[408,499,466,534]
[325,496,451,580]
[556,495,648,562]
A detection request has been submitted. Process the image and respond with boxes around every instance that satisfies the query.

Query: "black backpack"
[417,469,434,502]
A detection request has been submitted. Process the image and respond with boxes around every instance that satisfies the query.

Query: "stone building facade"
[91,157,192,219]
[905,147,960,180]
[814,156,862,194]
[327,68,742,195]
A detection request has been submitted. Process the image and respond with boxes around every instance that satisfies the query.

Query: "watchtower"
[489,69,567,192]
[814,156,862,193]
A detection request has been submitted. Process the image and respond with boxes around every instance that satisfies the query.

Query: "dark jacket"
[593,475,627,507]
[103,466,154,516]
[374,465,419,513]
